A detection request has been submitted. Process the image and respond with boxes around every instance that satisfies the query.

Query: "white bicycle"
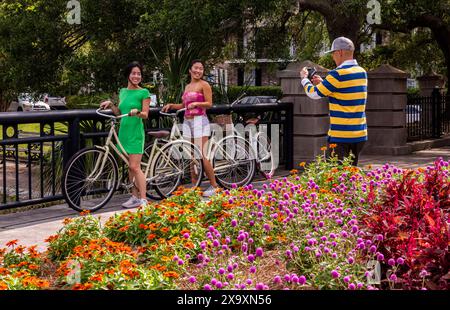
[62,108,203,212]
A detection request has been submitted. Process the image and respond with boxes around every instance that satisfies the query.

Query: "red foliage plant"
[363,160,449,290]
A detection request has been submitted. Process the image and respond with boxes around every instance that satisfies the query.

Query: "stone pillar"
[364,64,410,155]
[277,61,330,163]
[417,72,446,96]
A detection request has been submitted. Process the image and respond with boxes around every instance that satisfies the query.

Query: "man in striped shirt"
[300,36,368,166]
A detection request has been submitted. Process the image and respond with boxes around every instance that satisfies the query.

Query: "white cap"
[325,37,355,53]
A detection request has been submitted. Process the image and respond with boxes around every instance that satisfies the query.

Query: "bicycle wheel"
[151,140,203,199]
[212,136,256,189]
[142,141,167,201]
[62,147,118,212]
[255,131,275,179]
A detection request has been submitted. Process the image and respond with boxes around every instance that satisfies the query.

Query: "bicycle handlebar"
[159,108,186,117]
[96,108,129,119]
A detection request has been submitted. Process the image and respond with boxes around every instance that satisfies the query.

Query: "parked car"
[43,94,67,110]
[16,93,50,112]
[234,95,280,105]
[406,105,421,124]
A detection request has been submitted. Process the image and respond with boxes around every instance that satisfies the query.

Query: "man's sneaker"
[202,186,217,198]
[121,196,139,208]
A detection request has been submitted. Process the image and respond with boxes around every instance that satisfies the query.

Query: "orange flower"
[28,264,39,271]
[80,210,91,216]
[320,146,327,151]
[299,162,306,167]
[63,218,73,225]
[15,245,26,254]
[0,281,7,290]
[89,273,104,282]
[147,234,157,241]
[6,239,18,247]
[161,227,169,234]
[329,143,337,149]
[163,271,179,279]
[180,229,191,235]
[290,169,298,175]
[139,224,148,230]
[73,283,93,290]
[184,241,195,249]
[119,225,129,232]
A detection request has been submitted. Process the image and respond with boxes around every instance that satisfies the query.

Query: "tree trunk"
[298,0,364,51]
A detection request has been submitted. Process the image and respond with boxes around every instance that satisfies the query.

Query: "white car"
[406,105,421,124]
[43,94,67,110]
[16,93,50,112]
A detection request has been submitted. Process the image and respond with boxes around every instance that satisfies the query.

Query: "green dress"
[118,88,150,154]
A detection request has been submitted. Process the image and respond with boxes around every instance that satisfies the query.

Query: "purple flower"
[284,274,291,282]
[247,254,255,262]
[250,266,257,273]
[396,257,404,265]
[204,284,212,290]
[216,281,223,289]
[178,259,184,265]
[389,274,397,282]
[231,219,237,227]
[227,265,233,272]
[255,283,265,290]
[347,257,354,264]
[246,279,253,285]
[183,233,190,239]
[343,276,350,283]
[298,276,306,285]
[331,270,340,279]
[255,247,264,257]
[274,276,281,284]
[291,275,299,283]
[227,273,234,280]
[348,283,356,290]
[388,258,395,266]
[263,224,271,231]
[218,268,225,275]
[376,234,384,241]
[369,245,377,253]
[189,276,196,283]
[213,240,220,247]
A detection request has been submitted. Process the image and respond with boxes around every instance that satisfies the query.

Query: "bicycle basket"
[213,114,233,127]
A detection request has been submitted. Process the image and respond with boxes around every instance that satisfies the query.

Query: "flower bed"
[1,153,448,290]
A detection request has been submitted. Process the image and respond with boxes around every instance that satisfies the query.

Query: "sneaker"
[202,186,217,198]
[122,197,147,209]
[121,195,139,208]
[138,198,148,208]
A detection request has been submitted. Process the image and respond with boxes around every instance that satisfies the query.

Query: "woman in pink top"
[162,59,218,197]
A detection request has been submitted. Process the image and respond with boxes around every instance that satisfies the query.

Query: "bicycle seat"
[147,131,170,138]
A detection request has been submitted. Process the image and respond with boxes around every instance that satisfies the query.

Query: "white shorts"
[183,115,211,139]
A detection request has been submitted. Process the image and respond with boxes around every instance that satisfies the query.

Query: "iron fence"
[406,88,450,141]
[0,102,293,211]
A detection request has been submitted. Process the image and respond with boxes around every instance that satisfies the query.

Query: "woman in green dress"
[100,61,151,208]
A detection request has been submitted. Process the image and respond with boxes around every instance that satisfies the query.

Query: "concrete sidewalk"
[0,146,448,252]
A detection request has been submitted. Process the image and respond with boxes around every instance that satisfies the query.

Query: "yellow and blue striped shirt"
[302,60,368,143]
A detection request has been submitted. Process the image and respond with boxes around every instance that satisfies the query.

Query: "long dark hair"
[124,61,144,84]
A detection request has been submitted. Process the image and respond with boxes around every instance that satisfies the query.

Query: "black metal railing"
[0,102,293,211]
[406,88,450,141]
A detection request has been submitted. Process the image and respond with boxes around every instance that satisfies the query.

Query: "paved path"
[0,146,449,252]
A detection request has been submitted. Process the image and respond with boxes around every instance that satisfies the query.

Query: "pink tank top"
[182,91,206,117]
